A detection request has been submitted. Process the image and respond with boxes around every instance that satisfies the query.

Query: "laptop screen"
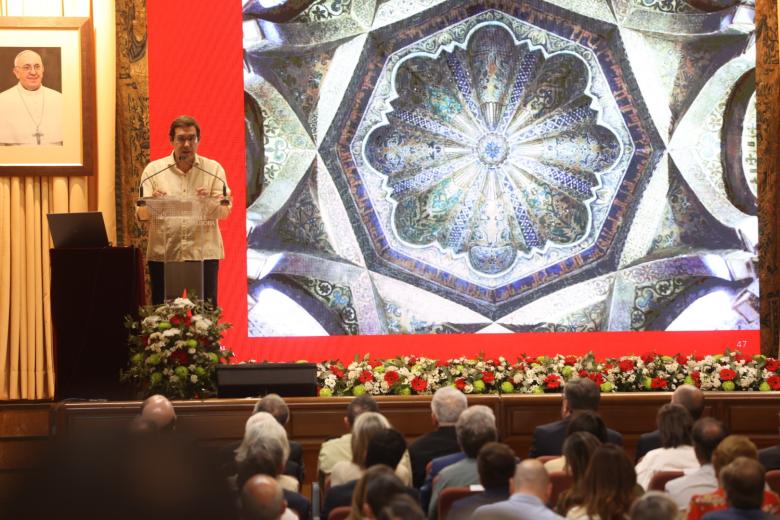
[47,212,110,249]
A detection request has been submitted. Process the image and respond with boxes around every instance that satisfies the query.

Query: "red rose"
[359,370,373,383]
[544,374,561,389]
[455,378,466,391]
[720,368,737,381]
[408,356,418,366]
[735,354,749,363]
[384,371,399,385]
[482,371,495,384]
[651,377,668,389]
[330,365,344,378]
[619,359,635,372]
[768,375,780,391]
[578,369,589,378]
[436,359,449,368]
[642,352,656,364]
[586,372,604,386]
[676,355,688,365]
[604,363,614,372]
[564,356,577,366]
[170,350,189,365]
[411,376,427,392]
[526,357,538,365]
[766,359,780,373]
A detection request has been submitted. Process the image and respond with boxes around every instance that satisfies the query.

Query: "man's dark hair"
[365,470,414,517]
[564,378,600,411]
[253,394,289,425]
[169,115,201,141]
[720,457,766,510]
[377,493,425,520]
[692,417,728,464]
[477,442,516,490]
[347,394,379,426]
[566,410,608,443]
[366,428,406,470]
[658,403,693,448]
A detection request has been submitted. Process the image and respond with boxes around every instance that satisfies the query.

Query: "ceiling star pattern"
[242,0,758,336]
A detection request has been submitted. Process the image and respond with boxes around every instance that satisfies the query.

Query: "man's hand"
[196,186,210,197]
[152,189,167,197]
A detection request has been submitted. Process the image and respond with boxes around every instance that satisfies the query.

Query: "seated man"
[254,394,304,484]
[529,377,622,457]
[409,387,467,488]
[628,491,679,520]
[636,384,704,461]
[758,413,780,471]
[427,405,498,518]
[447,442,515,520]
[703,457,777,520]
[240,474,296,520]
[665,417,727,514]
[318,394,379,475]
[472,459,564,520]
[139,394,177,432]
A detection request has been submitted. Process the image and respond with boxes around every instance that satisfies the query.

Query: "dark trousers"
[149,260,219,306]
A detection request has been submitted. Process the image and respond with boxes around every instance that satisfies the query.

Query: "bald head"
[241,474,286,520]
[672,384,705,420]
[140,395,176,431]
[512,459,550,501]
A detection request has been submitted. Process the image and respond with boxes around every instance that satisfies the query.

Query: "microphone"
[137,163,174,206]
[194,163,231,206]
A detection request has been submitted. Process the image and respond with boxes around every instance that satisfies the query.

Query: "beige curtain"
[0,0,116,399]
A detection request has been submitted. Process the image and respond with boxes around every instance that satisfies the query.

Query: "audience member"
[555,432,602,516]
[565,444,640,520]
[235,412,298,492]
[665,417,727,513]
[318,394,379,475]
[529,378,623,457]
[365,468,419,519]
[473,459,564,520]
[628,491,679,520]
[322,428,408,520]
[544,411,608,473]
[427,405,498,518]
[140,394,177,432]
[635,403,699,490]
[447,442,516,520]
[330,411,411,486]
[635,384,704,461]
[758,411,780,471]
[253,394,305,484]
[240,474,293,520]
[703,457,776,520]
[687,435,780,519]
[377,493,426,520]
[409,386,467,488]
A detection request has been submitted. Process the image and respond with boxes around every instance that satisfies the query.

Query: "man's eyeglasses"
[17,64,42,73]
[174,135,198,143]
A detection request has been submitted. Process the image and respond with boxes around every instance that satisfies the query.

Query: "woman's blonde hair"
[350,412,391,468]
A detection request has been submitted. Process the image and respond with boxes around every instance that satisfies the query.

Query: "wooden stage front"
[2,393,779,503]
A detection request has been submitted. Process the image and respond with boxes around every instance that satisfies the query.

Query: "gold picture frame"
[0,17,95,176]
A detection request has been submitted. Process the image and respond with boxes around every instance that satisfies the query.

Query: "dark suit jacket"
[528,417,623,457]
[321,479,357,520]
[759,444,780,471]
[409,426,460,488]
[635,429,661,462]
[420,452,467,511]
[284,488,311,520]
[447,488,510,520]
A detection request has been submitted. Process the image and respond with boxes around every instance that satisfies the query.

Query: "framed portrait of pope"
[0,17,95,176]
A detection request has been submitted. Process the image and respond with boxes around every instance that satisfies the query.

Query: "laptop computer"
[47,211,110,249]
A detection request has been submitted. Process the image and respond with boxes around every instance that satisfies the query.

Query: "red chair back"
[328,505,352,520]
[438,487,480,520]
[648,470,684,491]
[766,469,780,494]
[547,471,573,508]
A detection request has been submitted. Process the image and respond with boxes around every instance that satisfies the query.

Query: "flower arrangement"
[316,350,780,396]
[121,297,233,399]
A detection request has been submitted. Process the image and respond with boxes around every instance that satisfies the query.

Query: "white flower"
[162,328,181,338]
[143,315,161,327]
[173,297,194,307]
[190,374,198,383]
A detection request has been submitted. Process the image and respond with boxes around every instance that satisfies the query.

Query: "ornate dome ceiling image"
[242,0,758,336]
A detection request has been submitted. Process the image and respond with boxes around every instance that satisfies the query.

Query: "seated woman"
[635,403,700,490]
[555,432,602,516]
[566,444,641,520]
[687,435,780,520]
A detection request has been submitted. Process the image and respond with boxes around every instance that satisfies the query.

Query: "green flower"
[319,387,333,397]
[600,382,613,393]
[352,384,366,396]
[206,352,219,363]
[759,382,771,392]
[531,386,544,395]
[561,366,574,379]
[194,367,206,377]
[150,372,163,385]
[131,353,144,365]
[185,339,198,349]
[473,380,486,393]
[500,381,514,393]
[684,376,695,386]
[398,386,412,396]
[175,366,189,378]
[157,321,172,331]
[145,354,161,366]
[721,381,735,391]
[642,377,652,390]
[373,365,386,374]
[661,355,674,363]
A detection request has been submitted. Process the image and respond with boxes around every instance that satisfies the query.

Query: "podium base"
[149,260,219,305]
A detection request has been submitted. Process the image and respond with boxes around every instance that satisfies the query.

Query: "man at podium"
[137,115,231,305]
